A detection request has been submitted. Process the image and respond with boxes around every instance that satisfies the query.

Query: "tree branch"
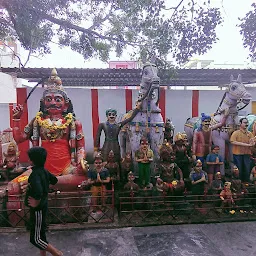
[2,42,24,69]
[191,0,195,20]
[22,44,32,67]
[31,8,143,46]
[88,3,114,30]
[164,0,185,11]
[1,41,34,69]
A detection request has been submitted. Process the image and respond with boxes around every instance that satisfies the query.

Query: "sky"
[19,0,254,68]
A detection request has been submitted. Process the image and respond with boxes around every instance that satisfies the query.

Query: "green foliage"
[239,3,256,60]
[1,0,223,65]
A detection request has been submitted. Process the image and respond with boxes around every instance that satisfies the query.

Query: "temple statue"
[220,182,234,212]
[124,171,139,191]
[120,152,133,184]
[95,108,139,163]
[164,118,175,144]
[181,132,192,159]
[250,166,256,185]
[185,75,252,177]
[173,132,191,180]
[155,140,184,195]
[190,160,208,207]
[119,63,164,168]
[104,150,120,181]
[0,142,23,180]
[231,165,247,205]
[192,113,212,165]
[211,172,224,195]
[12,69,86,176]
[135,137,154,188]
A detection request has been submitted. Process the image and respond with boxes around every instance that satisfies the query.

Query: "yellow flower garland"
[36,111,73,130]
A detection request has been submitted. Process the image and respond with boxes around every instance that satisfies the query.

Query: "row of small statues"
[0,130,254,215]
[2,131,255,191]
[84,133,254,212]
[83,152,251,214]
[97,131,256,190]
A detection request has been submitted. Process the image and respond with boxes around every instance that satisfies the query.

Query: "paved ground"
[1,222,256,256]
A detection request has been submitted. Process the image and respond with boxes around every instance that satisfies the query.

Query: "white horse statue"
[120,62,165,171]
[184,74,251,174]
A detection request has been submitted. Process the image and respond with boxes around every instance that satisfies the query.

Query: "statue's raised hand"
[13,104,24,119]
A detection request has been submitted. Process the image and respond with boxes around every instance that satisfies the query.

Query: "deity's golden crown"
[43,68,68,99]
[181,132,187,139]
[174,132,183,142]
[46,68,64,90]
[8,142,17,150]
[159,139,173,153]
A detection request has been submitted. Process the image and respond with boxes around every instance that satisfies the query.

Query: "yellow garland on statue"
[35,112,73,130]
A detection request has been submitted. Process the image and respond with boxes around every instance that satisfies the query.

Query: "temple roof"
[1,67,256,87]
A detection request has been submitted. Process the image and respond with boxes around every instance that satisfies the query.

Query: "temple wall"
[0,73,16,103]
[1,87,254,158]
[198,90,224,115]
[0,103,10,130]
[165,90,192,133]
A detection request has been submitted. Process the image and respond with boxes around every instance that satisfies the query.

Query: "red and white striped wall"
[6,87,253,162]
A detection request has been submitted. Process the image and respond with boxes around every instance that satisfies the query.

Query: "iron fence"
[0,187,115,228]
[118,187,256,226]
[1,186,256,229]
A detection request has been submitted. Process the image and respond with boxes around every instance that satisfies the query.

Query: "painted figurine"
[230,117,254,182]
[124,171,139,191]
[231,165,247,202]
[211,172,224,194]
[94,107,139,163]
[250,165,256,185]
[173,132,191,179]
[119,114,131,159]
[87,155,111,212]
[206,145,224,186]
[12,69,86,176]
[181,132,192,158]
[135,137,154,188]
[0,142,23,180]
[120,152,133,183]
[190,160,208,206]
[220,182,234,212]
[104,150,120,181]
[250,145,256,168]
[192,113,212,164]
[210,171,224,209]
[156,140,184,195]
[164,118,175,144]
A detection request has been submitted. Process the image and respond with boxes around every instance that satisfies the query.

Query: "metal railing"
[0,187,115,228]
[118,188,256,226]
[1,186,256,229]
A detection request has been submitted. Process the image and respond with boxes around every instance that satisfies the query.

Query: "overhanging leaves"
[1,0,223,66]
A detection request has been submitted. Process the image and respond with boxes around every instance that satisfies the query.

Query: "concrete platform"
[0,221,256,255]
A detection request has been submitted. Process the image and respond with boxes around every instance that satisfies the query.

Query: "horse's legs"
[126,133,131,154]
[184,127,193,145]
[128,128,142,176]
[119,131,126,159]
[212,131,225,176]
[150,128,164,159]
[227,140,233,164]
